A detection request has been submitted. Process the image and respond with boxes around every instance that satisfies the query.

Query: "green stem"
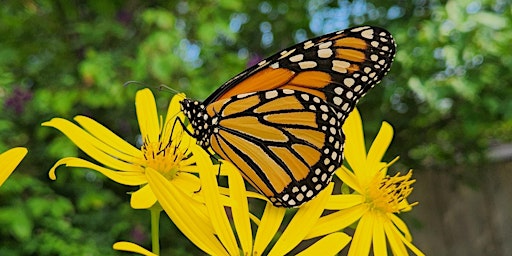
[150,205,162,255]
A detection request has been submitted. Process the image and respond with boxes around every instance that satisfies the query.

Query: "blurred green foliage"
[0,0,510,254]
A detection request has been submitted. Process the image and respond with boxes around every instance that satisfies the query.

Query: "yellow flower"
[43,88,217,210]
[0,147,27,187]
[115,158,351,256]
[307,109,424,256]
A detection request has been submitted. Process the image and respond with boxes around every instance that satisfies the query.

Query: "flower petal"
[335,166,363,195]
[348,212,374,256]
[113,241,158,256]
[49,157,147,185]
[145,167,228,256]
[253,202,286,255]
[163,93,187,140]
[74,115,141,157]
[296,232,351,256]
[226,163,253,255]
[136,89,160,143]
[342,108,366,172]
[383,220,408,256]
[389,213,413,241]
[305,203,368,239]
[130,184,156,209]
[372,213,387,256]
[269,183,333,256]
[367,121,394,167]
[200,158,239,256]
[0,147,27,186]
[43,118,143,171]
[324,194,365,210]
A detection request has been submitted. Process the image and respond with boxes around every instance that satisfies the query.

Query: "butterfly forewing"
[204,26,396,117]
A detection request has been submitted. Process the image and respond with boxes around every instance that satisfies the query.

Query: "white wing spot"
[298,61,318,69]
[344,78,355,87]
[289,54,304,62]
[318,41,333,49]
[351,26,370,32]
[318,48,333,58]
[333,96,343,106]
[334,87,343,95]
[304,40,314,49]
[361,29,374,39]
[332,60,351,73]
[265,90,279,99]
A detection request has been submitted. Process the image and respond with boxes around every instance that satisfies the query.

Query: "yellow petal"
[335,166,363,195]
[348,212,374,256]
[269,183,333,256]
[130,184,156,209]
[145,167,228,255]
[253,202,286,255]
[200,158,238,256]
[226,163,253,254]
[372,214,387,256]
[366,121,394,168]
[383,220,408,256]
[324,194,365,210]
[389,213,413,241]
[49,157,147,185]
[296,232,351,256]
[136,88,160,143]
[305,203,367,239]
[74,115,141,157]
[163,93,187,140]
[395,227,425,256]
[0,147,27,186]
[43,118,143,171]
[342,108,367,173]
[113,241,158,256]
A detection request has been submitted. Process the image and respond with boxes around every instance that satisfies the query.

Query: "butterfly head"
[180,99,213,148]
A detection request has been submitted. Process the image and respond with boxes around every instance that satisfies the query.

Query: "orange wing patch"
[336,48,366,63]
[254,94,304,113]
[269,146,310,181]
[215,130,292,195]
[264,112,317,128]
[335,37,368,49]
[219,116,289,142]
[216,67,294,100]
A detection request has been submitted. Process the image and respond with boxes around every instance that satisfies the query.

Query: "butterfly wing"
[203,89,344,207]
[204,25,396,119]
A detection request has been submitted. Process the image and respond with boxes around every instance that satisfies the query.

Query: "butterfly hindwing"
[182,89,344,207]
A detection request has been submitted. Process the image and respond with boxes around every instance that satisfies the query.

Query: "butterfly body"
[181,26,396,207]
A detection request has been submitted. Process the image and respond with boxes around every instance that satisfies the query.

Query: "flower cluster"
[41,88,424,255]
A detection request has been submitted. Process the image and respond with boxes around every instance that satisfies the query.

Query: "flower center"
[141,139,185,180]
[365,170,416,213]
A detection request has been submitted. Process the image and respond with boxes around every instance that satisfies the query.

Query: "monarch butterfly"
[181,26,396,207]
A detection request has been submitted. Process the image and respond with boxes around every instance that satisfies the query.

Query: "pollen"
[141,139,187,180]
[365,170,417,213]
